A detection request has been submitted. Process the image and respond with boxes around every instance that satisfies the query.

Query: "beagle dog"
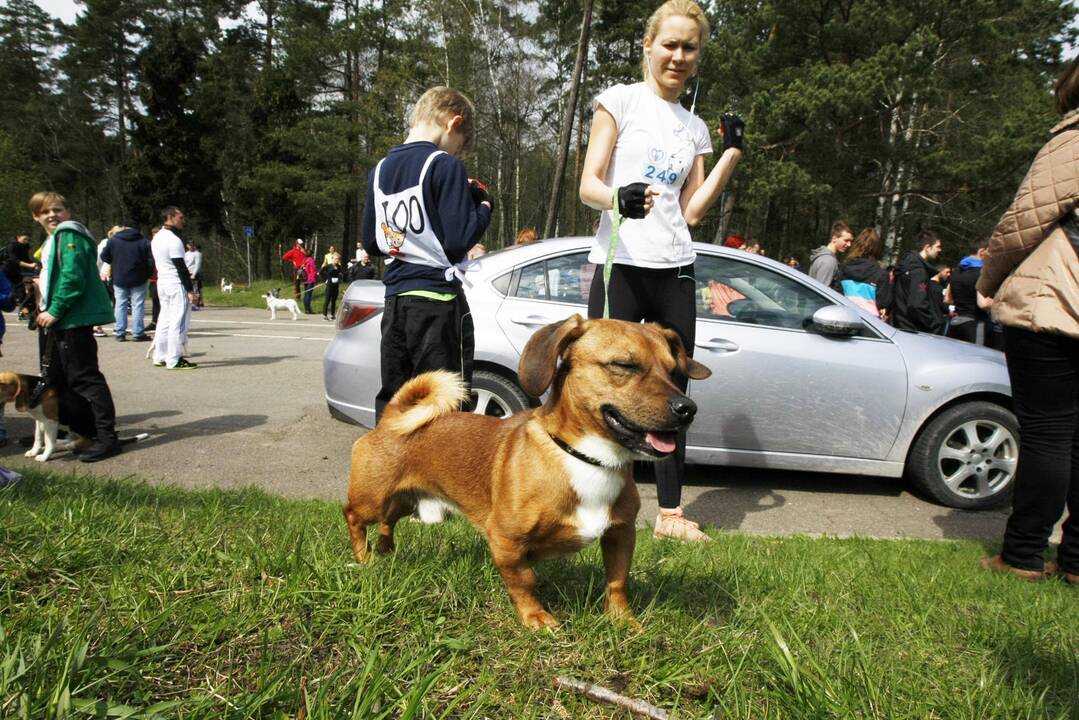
[0,371,88,461]
[343,315,711,629]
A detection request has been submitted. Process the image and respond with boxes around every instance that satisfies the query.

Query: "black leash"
[28,328,56,408]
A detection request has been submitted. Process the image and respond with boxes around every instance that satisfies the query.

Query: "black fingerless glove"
[469,179,491,208]
[719,112,745,151]
[616,182,650,219]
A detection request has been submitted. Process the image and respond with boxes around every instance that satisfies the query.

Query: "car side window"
[511,252,596,306]
[695,253,830,330]
[515,261,548,300]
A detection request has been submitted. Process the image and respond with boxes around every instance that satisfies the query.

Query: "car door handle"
[510,314,559,327]
[696,338,739,352]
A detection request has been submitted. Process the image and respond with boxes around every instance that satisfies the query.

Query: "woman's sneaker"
[979,554,1047,581]
[653,507,711,542]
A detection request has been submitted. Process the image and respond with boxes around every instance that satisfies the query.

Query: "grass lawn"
[1,470,1075,719]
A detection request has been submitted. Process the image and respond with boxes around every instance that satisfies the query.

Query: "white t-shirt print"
[588,82,712,269]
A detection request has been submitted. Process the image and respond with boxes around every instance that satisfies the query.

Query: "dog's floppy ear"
[0,372,22,408]
[661,328,711,380]
[0,373,14,401]
[518,315,588,397]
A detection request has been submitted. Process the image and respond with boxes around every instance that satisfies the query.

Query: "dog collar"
[549,434,606,467]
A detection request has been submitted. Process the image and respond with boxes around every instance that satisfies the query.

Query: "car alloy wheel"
[907,401,1019,510]
[936,419,1018,502]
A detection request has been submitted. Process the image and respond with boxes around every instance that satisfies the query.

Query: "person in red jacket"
[282,238,306,300]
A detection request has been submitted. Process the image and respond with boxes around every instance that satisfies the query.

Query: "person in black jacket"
[346,250,376,282]
[321,252,343,320]
[4,231,36,313]
[892,229,945,334]
[101,225,153,341]
[945,240,1003,349]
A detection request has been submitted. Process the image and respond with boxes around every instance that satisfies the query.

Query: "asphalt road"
[0,305,1021,543]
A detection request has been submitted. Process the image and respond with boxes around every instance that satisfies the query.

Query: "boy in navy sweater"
[362,86,492,421]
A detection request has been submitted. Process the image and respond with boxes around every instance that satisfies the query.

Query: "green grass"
[1,471,1075,719]
[202,280,333,311]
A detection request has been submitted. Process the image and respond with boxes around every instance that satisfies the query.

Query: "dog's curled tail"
[381,370,468,435]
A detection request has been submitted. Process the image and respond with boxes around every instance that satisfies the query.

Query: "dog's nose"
[669,396,697,421]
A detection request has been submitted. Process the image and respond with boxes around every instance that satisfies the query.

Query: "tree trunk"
[573,90,587,235]
[543,0,593,240]
[476,0,506,245]
[258,0,275,69]
[114,43,128,215]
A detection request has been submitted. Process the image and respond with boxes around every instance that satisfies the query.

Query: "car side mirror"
[811,305,864,337]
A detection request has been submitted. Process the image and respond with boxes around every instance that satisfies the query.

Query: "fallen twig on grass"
[553,675,670,719]
[295,676,307,720]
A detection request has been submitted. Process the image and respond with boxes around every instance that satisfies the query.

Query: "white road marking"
[190,318,335,329]
[187,331,331,342]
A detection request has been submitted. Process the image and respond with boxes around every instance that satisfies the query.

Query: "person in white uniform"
[579,0,744,542]
[151,206,198,370]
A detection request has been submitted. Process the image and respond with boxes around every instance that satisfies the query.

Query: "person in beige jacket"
[977,57,1079,585]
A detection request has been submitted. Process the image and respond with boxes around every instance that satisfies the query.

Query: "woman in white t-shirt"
[579,0,744,542]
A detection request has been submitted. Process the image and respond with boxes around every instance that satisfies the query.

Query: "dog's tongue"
[646,432,677,453]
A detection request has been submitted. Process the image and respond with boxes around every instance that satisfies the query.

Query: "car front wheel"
[906,401,1019,510]
[470,370,530,419]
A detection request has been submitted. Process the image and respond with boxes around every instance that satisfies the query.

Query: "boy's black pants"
[40,326,118,444]
[375,293,474,422]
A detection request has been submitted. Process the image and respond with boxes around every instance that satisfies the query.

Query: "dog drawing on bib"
[380,222,405,256]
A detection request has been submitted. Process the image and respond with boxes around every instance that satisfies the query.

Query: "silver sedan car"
[324,238,1017,510]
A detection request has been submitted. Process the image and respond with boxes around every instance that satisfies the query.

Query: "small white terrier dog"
[220,277,233,294]
[265,289,300,320]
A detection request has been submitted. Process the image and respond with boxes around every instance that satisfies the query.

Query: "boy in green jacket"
[30,191,121,462]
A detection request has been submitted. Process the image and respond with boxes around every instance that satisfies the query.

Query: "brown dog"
[0,371,86,461]
[343,315,711,629]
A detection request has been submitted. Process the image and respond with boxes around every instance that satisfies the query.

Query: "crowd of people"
[281,238,375,319]
[2,0,1074,581]
[718,221,1008,350]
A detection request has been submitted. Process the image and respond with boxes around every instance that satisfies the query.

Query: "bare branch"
[553,675,670,720]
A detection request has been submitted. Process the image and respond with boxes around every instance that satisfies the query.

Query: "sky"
[37,0,78,24]
[32,0,1079,54]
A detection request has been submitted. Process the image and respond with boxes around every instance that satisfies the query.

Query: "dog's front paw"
[521,609,560,630]
[606,606,642,631]
[34,453,50,462]
[24,449,39,458]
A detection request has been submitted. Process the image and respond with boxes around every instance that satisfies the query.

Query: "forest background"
[1,0,1076,283]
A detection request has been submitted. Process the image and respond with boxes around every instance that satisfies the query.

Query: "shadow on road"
[116,409,182,425]
[189,355,298,368]
[680,466,903,530]
[931,508,1008,541]
[127,413,269,448]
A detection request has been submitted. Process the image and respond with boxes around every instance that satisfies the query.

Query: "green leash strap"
[604,186,622,319]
